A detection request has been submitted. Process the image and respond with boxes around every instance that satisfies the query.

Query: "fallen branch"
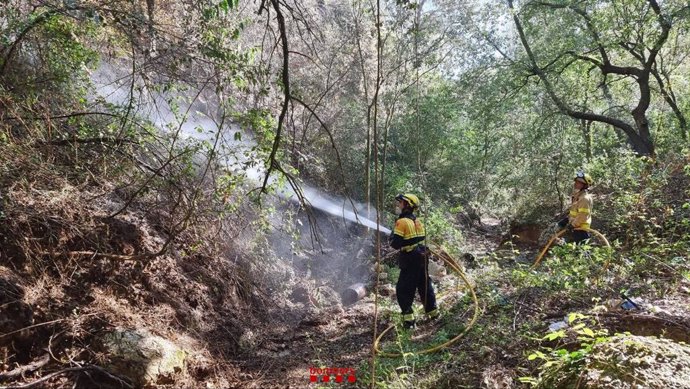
[0,313,99,340]
[0,319,64,341]
[0,364,133,389]
[35,137,138,147]
[39,250,155,261]
[0,355,50,381]
[3,111,121,122]
[599,312,690,332]
[641,252,687,276]
[381,251,397,262]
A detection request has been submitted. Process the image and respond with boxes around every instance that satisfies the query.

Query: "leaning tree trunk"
[631,74,656,157]
[629,116,656,156]
[507,0,660,157]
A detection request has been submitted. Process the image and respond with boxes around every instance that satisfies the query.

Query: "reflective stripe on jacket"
[390,212,426,253]
[568,189,593,230]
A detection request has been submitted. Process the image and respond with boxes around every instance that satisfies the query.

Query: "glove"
[416,244,430,259]
[557,218,568,229]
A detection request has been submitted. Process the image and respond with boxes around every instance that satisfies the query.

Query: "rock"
[317,286,343,308]
[515,252,532,264]
[602,299,625,312]
[492,249,517,260]
[371,263,387,273]
[536,335,690,389]
[428,260,446,281]
[290,285,310,304]
[239,330,257,351]
[463,253,478,269]
[101,329,187,386]
[548,321,568,332]
[591,304,609,314]
[479,345,493,358]
[481,364,514,388]
[355,247,369,259]
[379,284,395,297]
[648,305,671,315]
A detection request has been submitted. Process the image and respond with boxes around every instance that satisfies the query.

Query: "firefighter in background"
[389,193,438,329]
[558,171,594,244]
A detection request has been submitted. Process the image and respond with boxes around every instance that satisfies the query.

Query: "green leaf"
[218,0,238,13]
[543,330,566,341]
[528,351,546,360]
[568,313,586,324]
[518,376,538,385]
[569,350,583,359]
[234,131,242,141]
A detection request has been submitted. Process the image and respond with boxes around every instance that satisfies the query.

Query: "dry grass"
[0,94,264,388]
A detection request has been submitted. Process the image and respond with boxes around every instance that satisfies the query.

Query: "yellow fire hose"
[374,246,480,357]
[531,228,611,270]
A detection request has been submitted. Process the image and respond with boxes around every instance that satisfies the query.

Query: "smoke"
[90,62,390,235]
[88,61,398,322]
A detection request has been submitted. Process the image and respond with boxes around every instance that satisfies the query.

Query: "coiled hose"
[531,228,611,270]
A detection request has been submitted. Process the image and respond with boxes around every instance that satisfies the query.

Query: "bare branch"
[1,9,60,75]
[261,0,291,194]
[0,364,132,389]
[507,0,642,146]
[0,355,50,381]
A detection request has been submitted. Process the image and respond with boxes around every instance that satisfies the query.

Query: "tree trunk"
[352,1,372,215]
[580,119,592,161]
[507,0,658,157]
[631,74,656,157]
[146,0,157,55]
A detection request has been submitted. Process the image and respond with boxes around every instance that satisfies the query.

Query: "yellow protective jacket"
[568,189,593,230]
[390,212,426,253]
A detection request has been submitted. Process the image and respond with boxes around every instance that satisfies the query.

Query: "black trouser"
[569,229,591,245]
[396,251,437,317]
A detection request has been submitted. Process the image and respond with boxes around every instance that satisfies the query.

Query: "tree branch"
[507,0,640,141]
[261,0,291,194]
[0,365,132,389]
[0,355,50,381]
[1,9,60,75]
[645,0,671,70]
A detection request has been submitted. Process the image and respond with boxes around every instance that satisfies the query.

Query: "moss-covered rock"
[101,329,188,387]
[538,335,690,389]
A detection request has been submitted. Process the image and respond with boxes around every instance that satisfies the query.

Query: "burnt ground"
[230,263,479,389]
[226,215,501,389]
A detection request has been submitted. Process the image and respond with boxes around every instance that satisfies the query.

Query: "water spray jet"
[92,63,391,235]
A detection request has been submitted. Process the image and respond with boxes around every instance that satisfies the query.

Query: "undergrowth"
[365,153,690,388]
